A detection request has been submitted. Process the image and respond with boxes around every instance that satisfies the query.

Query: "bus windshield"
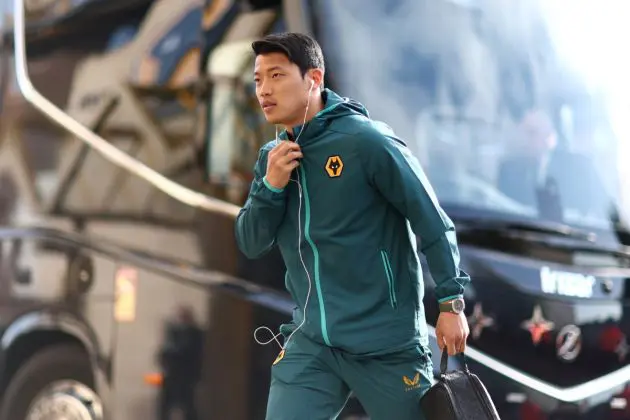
[312,0,630,238]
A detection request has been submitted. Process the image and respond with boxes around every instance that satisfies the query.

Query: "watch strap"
[439,300,454,313]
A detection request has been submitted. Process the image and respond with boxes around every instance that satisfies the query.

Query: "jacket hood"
[318,88,370,120]
[279,89,369,141]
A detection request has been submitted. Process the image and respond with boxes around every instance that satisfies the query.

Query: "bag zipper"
[468,373,498,418]
[442,379,463,418]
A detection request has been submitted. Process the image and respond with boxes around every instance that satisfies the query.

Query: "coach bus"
[0,0,629,418]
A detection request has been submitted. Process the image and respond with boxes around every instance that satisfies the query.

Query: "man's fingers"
[286,142,301,152]
[270,144,301,167]
[460,330,469,353]
[441,334,456,355]
[278,151,303,164]
[271,140,290,151]
[436,332,445,350]
[271,141,300,156]
[443,334,466,356]
[447,340,457,356]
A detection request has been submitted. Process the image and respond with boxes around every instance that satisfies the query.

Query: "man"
[157,305,203,420]
[497,109,608,221]
[235,32,471,420]
[498,109,559,208]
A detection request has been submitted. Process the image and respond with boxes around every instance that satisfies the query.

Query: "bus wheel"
[0,343,103,420]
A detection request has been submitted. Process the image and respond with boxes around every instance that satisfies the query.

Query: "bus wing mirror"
[204,40,257,181]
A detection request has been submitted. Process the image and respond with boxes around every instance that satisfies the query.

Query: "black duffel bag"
[420,349,501,420]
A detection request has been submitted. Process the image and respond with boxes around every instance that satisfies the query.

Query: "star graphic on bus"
[597,325,629,362]
[616,336,630,362]
[521,305,555,345]
[467,303,495,340]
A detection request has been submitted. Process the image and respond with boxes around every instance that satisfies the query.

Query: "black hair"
[252,32,325,88]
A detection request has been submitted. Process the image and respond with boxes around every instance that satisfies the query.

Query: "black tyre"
[0,343,102,420]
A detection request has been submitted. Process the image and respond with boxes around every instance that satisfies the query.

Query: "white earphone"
[254,77,316,352]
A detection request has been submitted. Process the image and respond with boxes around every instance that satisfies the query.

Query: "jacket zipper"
[380,250,397,309]
[298,166,331,346]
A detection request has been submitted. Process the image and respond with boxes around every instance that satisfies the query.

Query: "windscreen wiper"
[459,219,597,242]
[612,223,630,247]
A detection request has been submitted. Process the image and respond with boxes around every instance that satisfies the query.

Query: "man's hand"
[265,141,303,190]
[435,311,469,356]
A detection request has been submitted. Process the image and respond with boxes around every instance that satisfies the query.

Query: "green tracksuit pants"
[265,331,434,420]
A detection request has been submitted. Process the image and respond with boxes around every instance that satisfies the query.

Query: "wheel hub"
[26,380,103,420]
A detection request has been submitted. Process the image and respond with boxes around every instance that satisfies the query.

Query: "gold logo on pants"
[403,373,421,391]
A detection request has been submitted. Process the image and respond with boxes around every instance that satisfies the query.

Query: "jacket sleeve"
[359,130,470,303]
[235,147,287,259]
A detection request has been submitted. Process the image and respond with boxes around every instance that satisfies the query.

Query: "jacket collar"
[277,88,367,144]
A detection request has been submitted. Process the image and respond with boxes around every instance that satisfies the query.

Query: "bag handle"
[440,348,469,374]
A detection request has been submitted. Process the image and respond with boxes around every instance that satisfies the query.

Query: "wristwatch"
[439,297,465,314]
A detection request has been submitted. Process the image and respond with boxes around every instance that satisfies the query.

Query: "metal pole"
[11,0,240,217]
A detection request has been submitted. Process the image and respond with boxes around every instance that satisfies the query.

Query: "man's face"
[254,52,309,126]
[519,111,557,156]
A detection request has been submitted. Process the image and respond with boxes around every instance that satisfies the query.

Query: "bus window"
[312,0,630,240]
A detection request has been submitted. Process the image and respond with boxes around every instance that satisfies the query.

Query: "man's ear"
[307,68,324,90]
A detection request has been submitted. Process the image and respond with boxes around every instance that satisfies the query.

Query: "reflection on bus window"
[312,0,630,236]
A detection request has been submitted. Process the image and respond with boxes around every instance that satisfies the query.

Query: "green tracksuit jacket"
[235,88,470,356]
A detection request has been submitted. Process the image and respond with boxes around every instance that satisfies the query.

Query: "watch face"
[453,299,465,312]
